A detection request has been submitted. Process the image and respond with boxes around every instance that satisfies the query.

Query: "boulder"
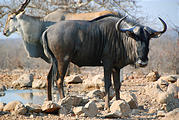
[146,71,160,82]
[110,100,131,117]
[120,91,138,109]
[95,101,104,110]
[32,79,46,89]
[58,95,83,111]
[167,84,178,98]
[65,75,83,84]
[41,101,60,113]
[86,89,104,99]
[14,103,27,115]
[83,100,98,117]
[12,73,34,88]
[0,85,6,91]
[0,102,5,111]
[3,101,22,112]
[25,103,42,113]
[157,110,166,117]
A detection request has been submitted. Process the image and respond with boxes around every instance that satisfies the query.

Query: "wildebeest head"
[116,16,167,67]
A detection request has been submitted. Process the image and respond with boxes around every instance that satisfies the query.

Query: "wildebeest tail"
[42,30,59,84]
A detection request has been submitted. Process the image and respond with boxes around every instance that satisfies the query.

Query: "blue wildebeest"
[42,14,167,111]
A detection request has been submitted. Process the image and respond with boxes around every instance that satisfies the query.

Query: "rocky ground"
[0,67,179,120]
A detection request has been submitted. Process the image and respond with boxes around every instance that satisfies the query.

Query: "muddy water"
[0,89,59,105]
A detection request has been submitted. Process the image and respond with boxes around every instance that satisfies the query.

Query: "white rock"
[146,71,160,82]
[3,101,22,112]
[12,73,34,88]
[25,103,42,113]
[87,89,104,99]
[73,106,84,116]
[32,79,46,89]
[104,111,122,118]
[167,84,178,98]
[14,103,27,115]
[65,75,83,84]
[110,100,131,117]
[83,100,98,117]
[41,101,60,113]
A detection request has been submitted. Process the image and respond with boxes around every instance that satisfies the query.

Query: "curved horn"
[115,16,128,32]
[150,17,167,38]
[15,0,30,15]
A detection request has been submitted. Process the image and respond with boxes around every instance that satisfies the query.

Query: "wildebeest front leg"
[112,68,121,100]
[57,60,69,99]
[47,64,53,100]
[103,60,112,112]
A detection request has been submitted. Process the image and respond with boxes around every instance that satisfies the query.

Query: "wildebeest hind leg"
[112,68,121,100]
[57,60,69,99]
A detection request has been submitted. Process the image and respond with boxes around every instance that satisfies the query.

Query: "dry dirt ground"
[0,67,178,120]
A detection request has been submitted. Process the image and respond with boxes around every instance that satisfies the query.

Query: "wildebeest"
[3,0,116,64]
[42,14,167,111]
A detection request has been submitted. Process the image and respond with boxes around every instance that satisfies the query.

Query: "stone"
[73,106,84,116]
[146,71,160,82]
[59,106,68,115]
[86,89,104,99]
[110,100,131,117]
[32,79,46,89]
[25,103,42,113]
[162,108,179,120]
[12,73,34,88]
[167,84,178,98]
[41,101,60,113]
[0,102,5,111]
[58,95,83,111]
[121,91,138,109]
[157,92,169,104]
[95,101,104,110]
[83,100,98,117]
[0,85,6,91]
[157,78,169,86]
[83,74,104,89]
[3,101,22,112]
[160,75,177,83]
[0,92,5,97]
[144,82,163,98]
[65,75,83,84]
[157,110,166,117]
[14,103,27,115]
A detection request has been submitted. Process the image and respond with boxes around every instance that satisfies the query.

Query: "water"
[0,89,59,105]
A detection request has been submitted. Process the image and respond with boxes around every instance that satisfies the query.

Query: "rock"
[86,89,104,99]
[73,106,84,116]
[161,108,179,120]
[121,91,138,109]
[0,85,6,91]
[0,102,5,111]
[14,103,27,115]
[0,92,5,97]
[157,78,169,86]
[25,103,42,113]
[157,110,166,117]
[12,73,34,88]
[83,74,104,89]
[58,95,83,111]
[160,75,177,83]
[146,71,160,82]
[3,101,22,112]
[95,101,104,110]
[41,101,60,113]
[65,75,83,84]
[167,84,178,98]
[157,92,170,104]
[110,100,131,117]
[59,106,68,115]
[104,111,122,118]
[32,79,46,89]
[83,100,98,117]
[144,82,163,98]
